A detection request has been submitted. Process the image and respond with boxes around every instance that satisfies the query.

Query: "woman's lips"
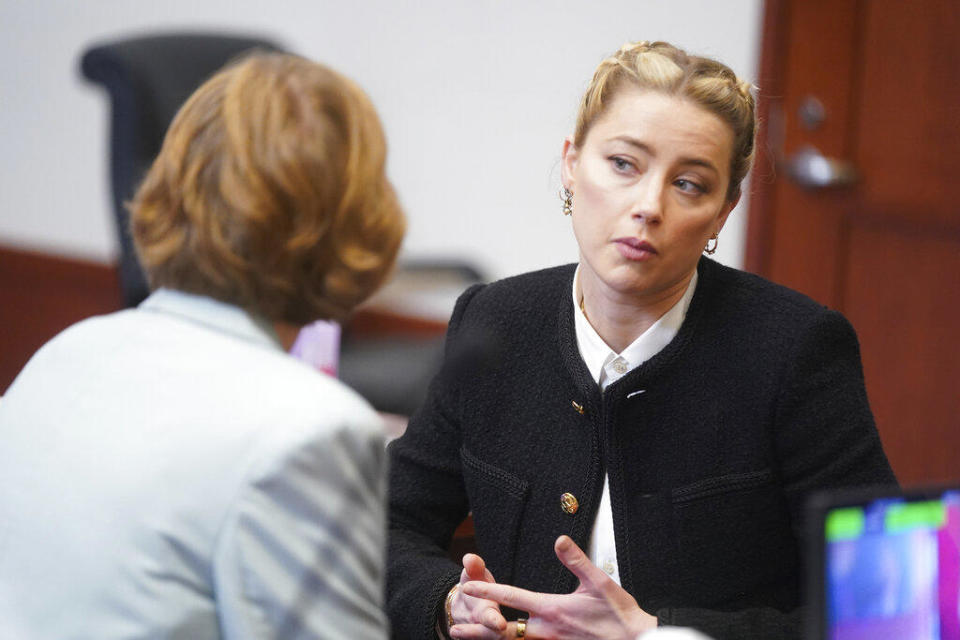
[614,237,658,261]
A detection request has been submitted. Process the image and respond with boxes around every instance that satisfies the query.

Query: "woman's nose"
[631,177,664,224]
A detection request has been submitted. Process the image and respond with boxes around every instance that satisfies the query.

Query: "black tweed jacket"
[387,258,895,640]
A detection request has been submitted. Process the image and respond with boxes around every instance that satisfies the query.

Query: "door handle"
[785,145,858,189]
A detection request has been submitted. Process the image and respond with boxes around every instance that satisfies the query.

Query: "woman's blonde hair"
[129,52,405,324]
[574,41,756,201]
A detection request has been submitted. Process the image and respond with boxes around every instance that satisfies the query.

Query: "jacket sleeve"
[386,284,485,640]
[212,417,389,640]
[662,308,896,640]
[772,308,897,522]
[658,606,802,639]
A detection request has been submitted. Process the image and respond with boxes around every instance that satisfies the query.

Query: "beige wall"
[0,0,763,280]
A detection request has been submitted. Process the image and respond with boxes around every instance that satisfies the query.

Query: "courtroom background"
[2,0,957,487]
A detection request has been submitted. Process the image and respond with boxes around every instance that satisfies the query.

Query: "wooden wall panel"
[0,246,123,393]
[0,245,450,393]
[747,0,960,486]
[844,223,960,485]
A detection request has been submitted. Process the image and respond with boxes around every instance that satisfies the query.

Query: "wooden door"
[748,0,960,486]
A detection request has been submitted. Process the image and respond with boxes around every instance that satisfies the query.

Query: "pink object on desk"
[289,320,341,376]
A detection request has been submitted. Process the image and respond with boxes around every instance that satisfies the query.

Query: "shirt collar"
[572,267,698,388]
[138,288,284,351]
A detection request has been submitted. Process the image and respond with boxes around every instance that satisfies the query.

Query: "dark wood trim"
[0,245,124,393]
[0,245,450,393]
[346,307,448,339]
[448,517,477,561]
[746,0,789,275]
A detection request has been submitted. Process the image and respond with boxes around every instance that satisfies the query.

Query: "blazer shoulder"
[458,264,575,320]
[252,355,383,439]
[699,258,835,327]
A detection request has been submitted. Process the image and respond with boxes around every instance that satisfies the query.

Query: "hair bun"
[572,39,758,201]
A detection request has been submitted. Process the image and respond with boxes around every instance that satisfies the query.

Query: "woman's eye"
[675,178,704,194]
[610,157,633,172]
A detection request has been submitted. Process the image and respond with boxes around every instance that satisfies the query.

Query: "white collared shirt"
[572,267,698,585]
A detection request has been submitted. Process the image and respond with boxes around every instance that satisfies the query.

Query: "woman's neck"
[579,271,693,354]
[273,321,302,352]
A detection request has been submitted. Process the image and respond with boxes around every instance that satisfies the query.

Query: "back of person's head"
[130,52,405,324]
[574,40,756,201]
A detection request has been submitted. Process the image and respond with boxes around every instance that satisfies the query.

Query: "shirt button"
[612,359,628,374]
[603,559,615,574]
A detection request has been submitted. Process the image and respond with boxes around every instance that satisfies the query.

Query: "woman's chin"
[592,262,697,303]
[596,270,659,299]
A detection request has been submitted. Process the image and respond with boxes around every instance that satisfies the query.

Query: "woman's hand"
[446,553,509,639]
[454,536,658,640]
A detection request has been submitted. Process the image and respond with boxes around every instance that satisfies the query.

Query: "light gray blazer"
[0,289,387,639]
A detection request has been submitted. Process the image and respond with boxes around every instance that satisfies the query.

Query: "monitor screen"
[823,490,960,640]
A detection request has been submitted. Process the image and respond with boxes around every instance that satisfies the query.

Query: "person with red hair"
[0,52,404,638]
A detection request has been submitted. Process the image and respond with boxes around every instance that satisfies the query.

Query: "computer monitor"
[806,485,960,640]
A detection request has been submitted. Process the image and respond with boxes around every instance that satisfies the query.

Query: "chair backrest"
[80,32,283,307]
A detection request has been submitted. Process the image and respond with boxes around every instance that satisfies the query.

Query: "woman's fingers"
[448,622,503,640]
[453,595,507,631]
[462,581,543,613]
[462,553,488,582]
[481,606,507,630]
[450,621,518,640]
[554,535,614,594]
[455,557,507,631]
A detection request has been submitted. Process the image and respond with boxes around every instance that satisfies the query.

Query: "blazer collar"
[138,288,284,351]
[558,257,716,400]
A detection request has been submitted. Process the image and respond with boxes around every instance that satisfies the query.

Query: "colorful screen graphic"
[825,491,960,640]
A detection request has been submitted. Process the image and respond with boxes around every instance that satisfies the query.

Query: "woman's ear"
[715,191,741,235]
[561,135,578,191]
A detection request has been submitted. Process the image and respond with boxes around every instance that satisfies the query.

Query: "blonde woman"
[387,41,894,640]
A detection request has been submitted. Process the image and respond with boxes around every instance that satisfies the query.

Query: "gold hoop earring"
[704,233,719,255]
[559,187,573,216]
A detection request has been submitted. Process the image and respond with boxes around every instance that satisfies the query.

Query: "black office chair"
[80,32,283,307]
[79,32,484,416]
[339,260,485,416]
